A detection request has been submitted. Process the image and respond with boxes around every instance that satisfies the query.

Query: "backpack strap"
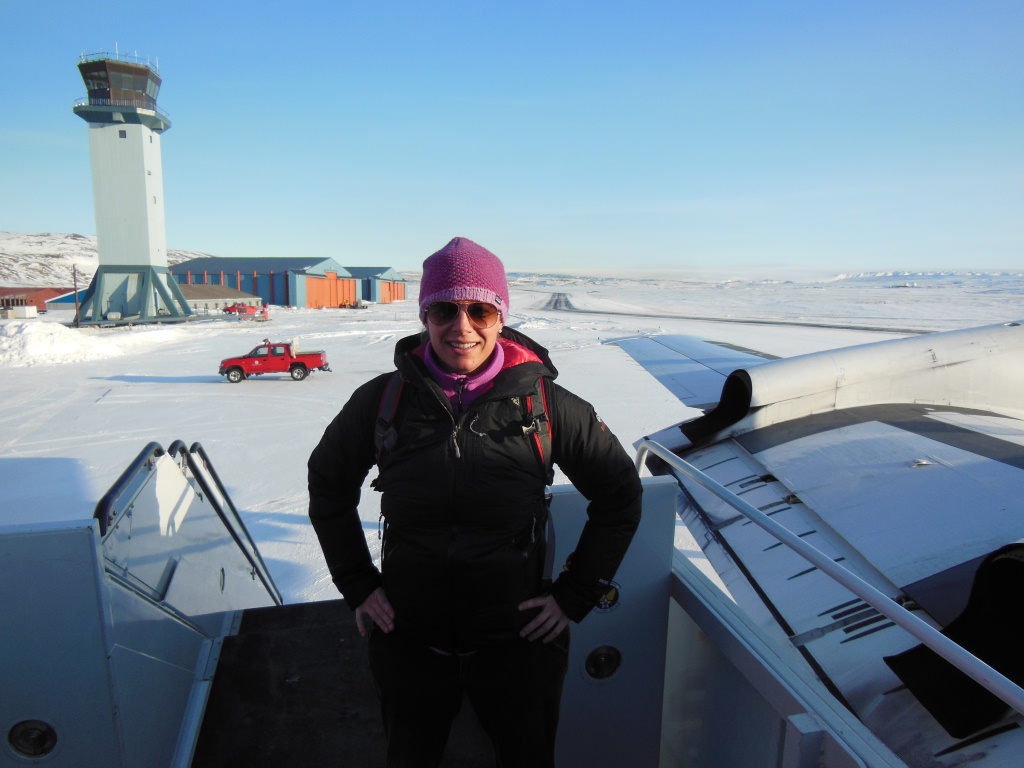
[523,376,554,485]
[374,372,404,461]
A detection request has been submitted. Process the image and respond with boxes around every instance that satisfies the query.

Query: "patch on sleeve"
[594,581,621,613]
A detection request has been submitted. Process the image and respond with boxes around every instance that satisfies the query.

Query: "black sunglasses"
[426,301,500,329]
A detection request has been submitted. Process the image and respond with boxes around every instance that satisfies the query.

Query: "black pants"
[367,628,569,768]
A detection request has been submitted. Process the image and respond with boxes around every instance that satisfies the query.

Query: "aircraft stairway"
[192,478,682,767]
[190,599,496,766]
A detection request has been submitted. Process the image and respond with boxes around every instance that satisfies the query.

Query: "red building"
[0,287,72,312]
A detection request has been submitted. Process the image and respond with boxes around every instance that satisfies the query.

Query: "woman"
[308,237,642,767]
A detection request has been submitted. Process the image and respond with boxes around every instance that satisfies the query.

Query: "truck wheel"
[290,365,308,381]
[226,367,245,383]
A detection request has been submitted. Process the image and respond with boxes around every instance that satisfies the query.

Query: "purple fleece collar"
[423,341,505,412]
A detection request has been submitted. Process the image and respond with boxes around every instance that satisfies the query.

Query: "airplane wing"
[606,335,774,412]
[622,320,1024,762]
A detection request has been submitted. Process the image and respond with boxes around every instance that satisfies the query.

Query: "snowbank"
[0,321,125,367]
[0,321,183,367]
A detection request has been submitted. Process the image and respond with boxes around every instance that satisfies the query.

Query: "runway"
[536,292,926,335]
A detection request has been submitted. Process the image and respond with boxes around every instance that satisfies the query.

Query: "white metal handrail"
[635,437,1024,720]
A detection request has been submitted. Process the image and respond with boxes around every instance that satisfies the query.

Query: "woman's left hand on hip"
[518,594,569,643]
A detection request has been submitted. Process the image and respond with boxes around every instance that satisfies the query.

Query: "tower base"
[77,265,194,325]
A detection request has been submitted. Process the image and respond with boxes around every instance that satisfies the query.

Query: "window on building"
[118,130,127,138]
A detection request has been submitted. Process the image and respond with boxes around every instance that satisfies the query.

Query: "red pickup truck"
[219,340,331,382]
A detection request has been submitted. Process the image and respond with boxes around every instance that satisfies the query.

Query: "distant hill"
[0,231,213,288]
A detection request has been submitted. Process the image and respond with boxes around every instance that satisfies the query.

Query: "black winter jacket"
[308,327,642,653]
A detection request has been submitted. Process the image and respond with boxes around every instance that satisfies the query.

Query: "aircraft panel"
[753,420,1024,587]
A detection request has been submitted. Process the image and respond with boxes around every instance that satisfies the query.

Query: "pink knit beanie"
[419,237,510,324]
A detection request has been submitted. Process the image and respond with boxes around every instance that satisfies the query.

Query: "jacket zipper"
[451,380,467,458]
[424,379,460,459]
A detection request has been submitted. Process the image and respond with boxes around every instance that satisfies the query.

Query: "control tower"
[73,52,191,323]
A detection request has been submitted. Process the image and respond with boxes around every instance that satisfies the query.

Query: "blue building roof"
[46,289,88,304]
[173,257,352,278]
[342,267,404,280]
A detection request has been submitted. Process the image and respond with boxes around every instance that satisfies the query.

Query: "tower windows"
[119,130,127,138]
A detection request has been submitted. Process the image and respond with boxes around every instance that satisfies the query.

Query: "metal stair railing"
[170,440,283,606]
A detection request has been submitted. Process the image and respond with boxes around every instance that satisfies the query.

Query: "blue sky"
[1,1,1021,274]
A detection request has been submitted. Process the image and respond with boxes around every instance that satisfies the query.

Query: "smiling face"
[427,302,503,374]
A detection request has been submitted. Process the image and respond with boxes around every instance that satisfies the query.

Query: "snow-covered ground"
[2,273,1022,604]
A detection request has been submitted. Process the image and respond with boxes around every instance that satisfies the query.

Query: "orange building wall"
[380,281,406,303]
[306,274,358,308]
